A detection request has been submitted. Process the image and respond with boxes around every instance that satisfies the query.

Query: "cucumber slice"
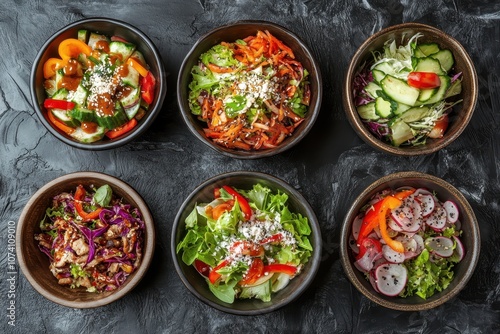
[375,97,393,118]
[51,109,80,127]
[70,126,106,143]
[121,64,140,88]
[70,84,89,106]
[364,82,382,99]
[418,87,437,103]
[95,102,128,129]
[380,75,421,106]
[55,69,65,90]
[88,33,110,50]
[44,79,57,97]
[393,102,411,116]
[77,30,88,43]
[415,57,446,75]
[109,41,136,62]
[357,102,379,120]
[414,43,440,58]
[371,69,386,83]
[70,107,97,123]
[422,75,451,105]
[120,87,141,109]
[51,88,69,100]
[430,49,454,72]
[124,102,141,120]
[390,120,414,146]
[372,62,394,76]
[400,106,431,123]
[130,50,146,66]
[77,53,89,69]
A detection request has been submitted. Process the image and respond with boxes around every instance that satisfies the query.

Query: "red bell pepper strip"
[222,185,252,220]
[208,259,230,284]
[46,111,75,135]
[44,98,75,110]
[263,263,297,276]
[105,118,138,139]
[140,71,156,105]
[74,185,103,221]
[260,233,283,244]
[357,195,402,245]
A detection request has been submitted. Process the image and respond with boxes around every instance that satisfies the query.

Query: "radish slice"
[352,214,363,240]
[388,217,403,232]
[369,270,380,293]
[382,245,405,263]
[454,219,462,231]
[416,194,435,217]
[375,263,408,297]
[424,206,447,231]
[391,205,413,228]
[450,236,465,262]
[425,236,454,257]
[412,234,425,254]
[354,247,382,272]
[443,200,459,223]
[414,188,432,196]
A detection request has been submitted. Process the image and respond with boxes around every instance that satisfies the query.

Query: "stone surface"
[0,0,499,333]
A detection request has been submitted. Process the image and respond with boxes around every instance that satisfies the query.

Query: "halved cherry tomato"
[105,118,138,139]
[213,187,221,198]
[43,58,66,79]
[44,98,75,110]
[240,258,264,285]
[356,237,382,261]
[212,202,233,220]
[222,186,252,220]
[428,114,449,139]
[230,240,264,257]
[194,259,210,278]
[140,71,156,104]
[74,184,103,221]
[208,259,229,284]
[263,264,297,276]
[58,38,92,60]
[407,71,441,89]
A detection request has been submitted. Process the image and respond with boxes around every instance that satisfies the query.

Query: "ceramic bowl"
[16,172,155,308]
[340,171,480,311]
[30,17,167,150]
[171,171,322,314]
[343,22,478,156]
[177,20,322,159]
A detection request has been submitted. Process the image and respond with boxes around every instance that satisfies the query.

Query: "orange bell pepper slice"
[43,58,66,79]
[58,38,92,60]
[46,110,75,135]
[127,58,149,77]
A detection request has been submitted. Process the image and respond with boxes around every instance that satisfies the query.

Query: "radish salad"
[350,187,464,299]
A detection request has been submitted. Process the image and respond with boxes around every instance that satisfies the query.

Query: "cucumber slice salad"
[42,30,156,143]
[176,184,313,303]
[351,187,464,299]
[353,33,463,146]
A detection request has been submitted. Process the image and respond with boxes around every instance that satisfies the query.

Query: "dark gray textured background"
[1,0,499,333]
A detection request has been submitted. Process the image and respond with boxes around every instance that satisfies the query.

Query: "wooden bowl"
[16,172,155,308]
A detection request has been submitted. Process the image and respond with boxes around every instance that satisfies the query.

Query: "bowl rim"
[170,170,323,314]
[16,171,156,308]
[343,22,478,156]
[176,19,323,159]
[339,171,481,311]
[30,17,167,150]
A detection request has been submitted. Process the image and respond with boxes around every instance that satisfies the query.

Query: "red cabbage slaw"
[35,185,144,292]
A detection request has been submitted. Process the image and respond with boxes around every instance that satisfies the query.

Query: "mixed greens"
[353,33,463,146]
[176,184,313,303]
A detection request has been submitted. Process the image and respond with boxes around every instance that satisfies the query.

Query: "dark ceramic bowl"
[340,171,480,311]
[30,17,167,150]
[171,171,322,314]
[343,22,478,156]
[16,172,155,308]
[177,20,322,159]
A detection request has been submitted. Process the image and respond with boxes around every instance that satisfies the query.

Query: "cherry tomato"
[230,240,264,257]
[356,237,382,261]
[212,202,233,220]
[140,72,156,105]
[240,258,264,285]
[407,72,441,89]
[208,259,229,284]
[428,114,449,139]
[194,259,210,278]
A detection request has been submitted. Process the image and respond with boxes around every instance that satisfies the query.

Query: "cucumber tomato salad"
[188,30,311,150]
[42,30,156,143]
[350,187,465,299]
[35,184,145,292]
[176,184,313,303]
[353,34,463,146]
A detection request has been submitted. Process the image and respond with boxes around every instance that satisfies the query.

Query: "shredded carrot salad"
[188,30,311,150]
